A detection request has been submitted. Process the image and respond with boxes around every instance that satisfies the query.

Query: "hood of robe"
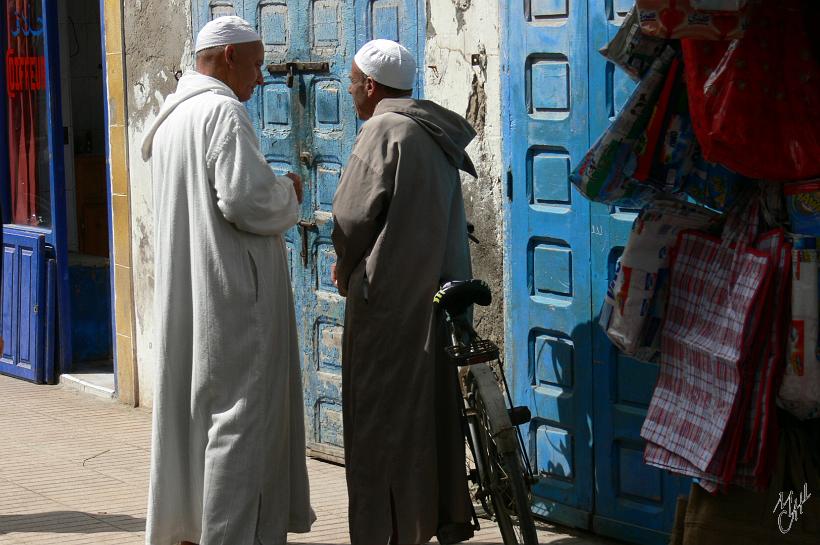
[373,98,478,177]
[141,71,239,161]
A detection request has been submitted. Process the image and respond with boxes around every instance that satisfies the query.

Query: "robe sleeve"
[208,105,299,236]
[331,154,393,297]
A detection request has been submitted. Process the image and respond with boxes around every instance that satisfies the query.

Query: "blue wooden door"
[1,0,70,380]
[192,0,424,462]
[587,4,691,544]
[503,2,689,543]
[0,228,46,382]
[502,0,595,529]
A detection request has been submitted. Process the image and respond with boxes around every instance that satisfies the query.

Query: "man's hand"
[331,264,338,288]
[286,172,303,204]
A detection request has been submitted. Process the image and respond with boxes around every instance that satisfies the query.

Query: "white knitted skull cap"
[195,16,262,53]
[353,39,416,90]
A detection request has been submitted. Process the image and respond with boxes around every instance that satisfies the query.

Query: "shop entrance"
[55,0,112,393]
[1,0,113,393]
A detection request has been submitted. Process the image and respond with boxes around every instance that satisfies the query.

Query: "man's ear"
[365,77,377,97]
[224,44,236,67]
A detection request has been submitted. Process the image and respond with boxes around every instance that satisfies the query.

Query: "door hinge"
[506,169,513,202]
[33,304,39,314]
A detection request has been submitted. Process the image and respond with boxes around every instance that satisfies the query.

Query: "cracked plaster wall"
[123,0,193,408]
[425,0,505,351]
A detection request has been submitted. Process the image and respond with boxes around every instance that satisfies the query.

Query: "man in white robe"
[140,16,314,545]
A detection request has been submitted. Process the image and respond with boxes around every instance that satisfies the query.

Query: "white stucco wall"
[424,0,505,347]
[124,0,193,408]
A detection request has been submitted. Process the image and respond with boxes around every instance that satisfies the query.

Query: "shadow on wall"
[0,511,145,534]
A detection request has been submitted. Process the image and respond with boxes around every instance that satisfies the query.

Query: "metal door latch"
[297,219,318,267]
[267,61,331,88]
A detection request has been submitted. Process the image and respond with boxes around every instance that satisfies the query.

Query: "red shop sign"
[5,47,45,98]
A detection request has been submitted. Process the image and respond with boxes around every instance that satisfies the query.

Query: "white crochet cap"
[195,16,261,53]
[354,39,416,90]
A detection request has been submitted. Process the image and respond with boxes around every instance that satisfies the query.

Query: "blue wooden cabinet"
[192,0,424,462]
[502,2,690,543]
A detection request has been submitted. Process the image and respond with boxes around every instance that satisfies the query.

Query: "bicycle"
[433,279,539,545]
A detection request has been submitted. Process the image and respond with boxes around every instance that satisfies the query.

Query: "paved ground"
[0,374,619,545]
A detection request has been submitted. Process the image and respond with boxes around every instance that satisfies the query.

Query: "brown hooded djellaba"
[332,97,478,545]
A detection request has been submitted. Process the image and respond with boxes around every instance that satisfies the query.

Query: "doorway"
[56,0,113,396]
[1,0,112,392]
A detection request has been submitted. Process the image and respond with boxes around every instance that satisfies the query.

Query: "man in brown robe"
[331,39,478,545]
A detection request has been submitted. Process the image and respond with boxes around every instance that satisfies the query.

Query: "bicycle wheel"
[466,364,538,545]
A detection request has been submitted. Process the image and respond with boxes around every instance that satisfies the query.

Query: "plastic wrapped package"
[784,181,820,236]
[682,147,742,212]
[778,249,820,420]
[600,7,669,81]
[570,46,679,207]
[636,0,749,40]
[600,198,720,360]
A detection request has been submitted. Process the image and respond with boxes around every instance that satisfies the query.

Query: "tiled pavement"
[0,375,619,545]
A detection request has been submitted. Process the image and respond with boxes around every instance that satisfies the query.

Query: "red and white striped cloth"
[641,228,773,473]
[644,230,789,491]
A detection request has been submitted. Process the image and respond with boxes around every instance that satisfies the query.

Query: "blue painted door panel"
[504,2,689,542]
[503,0,594,529]
[587,5,691,543]
[192,0,423,462]
[0,228,46,383]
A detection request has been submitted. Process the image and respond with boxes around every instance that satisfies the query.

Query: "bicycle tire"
[494,446,538,545]
[467,364,538,545]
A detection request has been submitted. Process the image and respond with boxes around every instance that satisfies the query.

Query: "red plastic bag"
[682,0,820,180]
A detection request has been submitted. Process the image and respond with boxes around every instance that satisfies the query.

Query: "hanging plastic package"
[682,0,820,180]
[778,249,820,420]
[570,46,679,207]
[649,72,745,212]
[784,181,820,237]
[635,0,749,40]
[682,147,742,212]
[600,198,719,361]
[600,7,669,81]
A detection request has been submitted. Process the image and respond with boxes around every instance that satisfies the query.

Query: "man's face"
[347,62,376,120]
[225,41,265,102]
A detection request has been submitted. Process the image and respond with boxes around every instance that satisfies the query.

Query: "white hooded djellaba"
[141,70,314,544]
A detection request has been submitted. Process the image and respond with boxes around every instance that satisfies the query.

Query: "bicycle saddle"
[433,279,492,316]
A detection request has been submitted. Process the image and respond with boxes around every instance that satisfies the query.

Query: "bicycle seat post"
[444,311,463,349]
